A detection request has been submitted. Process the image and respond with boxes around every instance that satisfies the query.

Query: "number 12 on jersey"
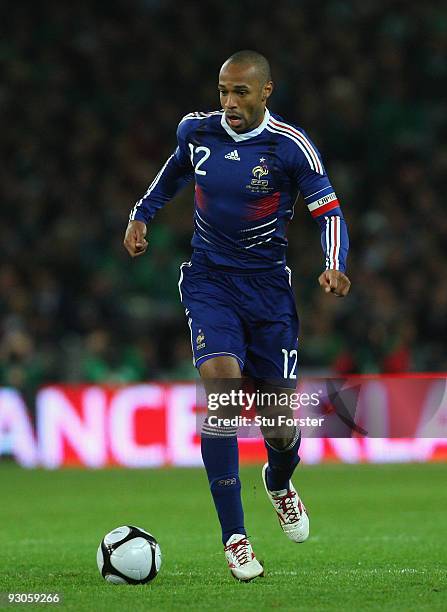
[188,144,210,175]
[282,349,298,379]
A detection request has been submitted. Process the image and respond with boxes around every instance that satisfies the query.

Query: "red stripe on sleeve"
[331,216,337,268]
[310,199,339,218]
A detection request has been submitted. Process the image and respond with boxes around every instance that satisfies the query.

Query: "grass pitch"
[1,462,446,611]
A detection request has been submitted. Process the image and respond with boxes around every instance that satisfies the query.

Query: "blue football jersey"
[130,109,349,272]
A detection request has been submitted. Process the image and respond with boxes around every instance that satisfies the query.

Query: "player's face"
[219,63,272,133]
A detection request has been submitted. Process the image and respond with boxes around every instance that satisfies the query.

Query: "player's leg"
[254,380,309,543]
[178,263,262,579]
[200,356,263,580]
[243,267,309,542]
[199,356,245,546]
[258,386,308,543]
[256,382,302,491]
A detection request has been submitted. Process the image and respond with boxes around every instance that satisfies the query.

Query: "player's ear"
[262,81,273,101]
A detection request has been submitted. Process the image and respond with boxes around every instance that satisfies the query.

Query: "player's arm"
[292,135,350,297]
[124,118,194,257]
[309,190,350,297]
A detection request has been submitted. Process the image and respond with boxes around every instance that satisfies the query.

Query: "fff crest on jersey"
[252,165,269,180]
[196,331,205,350]
[247,162,272,193]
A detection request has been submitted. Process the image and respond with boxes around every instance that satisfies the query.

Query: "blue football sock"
[201,420,245,545]
[264,428,301,491]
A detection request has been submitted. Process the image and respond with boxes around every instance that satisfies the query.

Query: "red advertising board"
[0,377,446,468]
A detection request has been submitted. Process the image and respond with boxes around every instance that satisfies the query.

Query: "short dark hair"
[224,50,272,83]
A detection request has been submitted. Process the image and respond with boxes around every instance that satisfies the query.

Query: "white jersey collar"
[221,108,270,142]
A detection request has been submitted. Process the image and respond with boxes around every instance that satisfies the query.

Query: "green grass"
[0,462,446,611]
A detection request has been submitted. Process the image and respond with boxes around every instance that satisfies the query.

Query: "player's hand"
[123,220,148,257]
[318,269,351,297]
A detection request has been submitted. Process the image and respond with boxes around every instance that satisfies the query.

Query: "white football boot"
[224,534,264,581]
[262,463,309,543]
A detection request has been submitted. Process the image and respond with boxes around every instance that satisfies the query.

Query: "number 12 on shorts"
[282,349,298,379]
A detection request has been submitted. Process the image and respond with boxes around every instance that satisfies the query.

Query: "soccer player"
[124,50,350,581]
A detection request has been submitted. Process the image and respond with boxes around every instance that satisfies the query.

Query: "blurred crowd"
[1,0,446,393]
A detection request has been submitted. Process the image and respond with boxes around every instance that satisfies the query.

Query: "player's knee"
[199,355,242,378]
[261,422,296,448]
[264,436,294,450]
[263,425,301,451]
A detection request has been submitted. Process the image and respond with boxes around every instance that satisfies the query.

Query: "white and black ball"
[97,525,161,584]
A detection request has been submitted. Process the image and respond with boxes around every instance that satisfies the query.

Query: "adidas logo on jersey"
[225,149,240,161]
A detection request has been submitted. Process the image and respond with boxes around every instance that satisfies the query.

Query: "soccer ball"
[97,525,161,584]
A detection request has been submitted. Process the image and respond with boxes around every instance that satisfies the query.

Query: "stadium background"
[2,0,447,397]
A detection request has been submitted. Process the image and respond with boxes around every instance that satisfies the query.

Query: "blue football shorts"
[178,259,299,388]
